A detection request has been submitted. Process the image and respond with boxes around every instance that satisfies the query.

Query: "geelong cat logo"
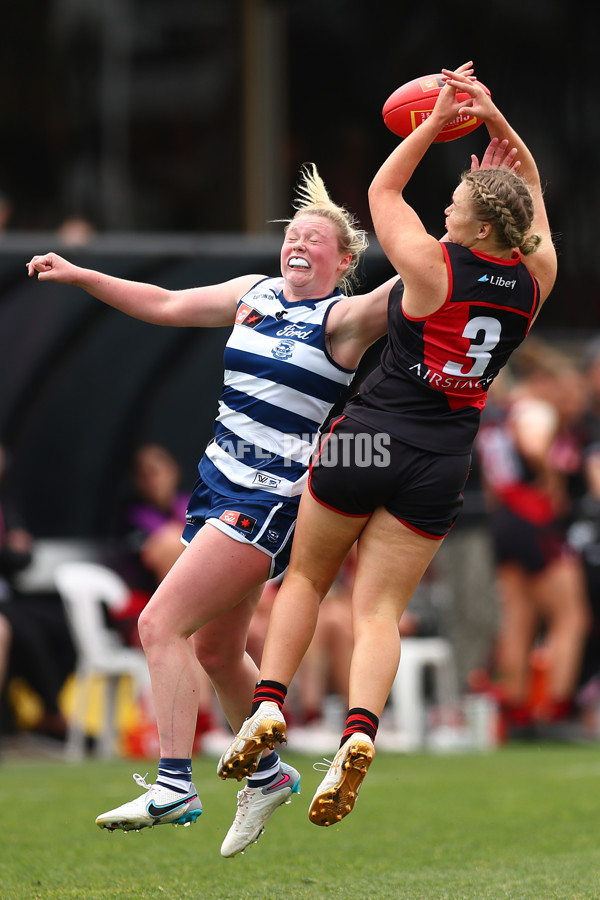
[271,339,295,360]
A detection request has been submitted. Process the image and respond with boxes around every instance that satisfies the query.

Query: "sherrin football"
[382,74,491,143]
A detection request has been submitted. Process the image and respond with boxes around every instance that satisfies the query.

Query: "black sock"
[251,680,288,714]
[340,707,379,746]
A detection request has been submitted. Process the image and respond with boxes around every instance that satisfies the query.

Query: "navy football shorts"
[182,472,298,578]
[308,415,471,539]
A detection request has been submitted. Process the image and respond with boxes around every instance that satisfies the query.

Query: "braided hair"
[461,168,541,256]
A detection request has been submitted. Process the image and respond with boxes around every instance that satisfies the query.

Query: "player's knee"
[137,604,168,650]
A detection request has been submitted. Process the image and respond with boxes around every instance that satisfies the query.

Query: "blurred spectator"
[113,443,189,603]
[108,442,190,645]
[0,442,74,743]
[0,190,13,233]
[56,215,96,246]
[476,340,591,738]
[434,444,500,693]
[566,338,600,731]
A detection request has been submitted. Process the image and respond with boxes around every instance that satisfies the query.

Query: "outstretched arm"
[441,68,557,299]
[368,62,476,300]
[26,252,262,328]
[442,68,539,191]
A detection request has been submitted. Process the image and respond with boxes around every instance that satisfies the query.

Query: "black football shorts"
[308,414,471,539]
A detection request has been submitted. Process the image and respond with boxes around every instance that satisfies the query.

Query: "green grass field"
[1,743,599,900]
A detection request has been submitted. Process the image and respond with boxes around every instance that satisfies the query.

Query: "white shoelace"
[312,758,334,774]
[132,772,151,790]
[233,788,251,824]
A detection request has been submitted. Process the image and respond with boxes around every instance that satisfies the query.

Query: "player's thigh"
[286,489,368,597]
[352,507,443,622]
[193,585,263,669]
[141,523,271,637]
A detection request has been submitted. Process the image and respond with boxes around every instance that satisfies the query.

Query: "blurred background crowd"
[1,2,598,754]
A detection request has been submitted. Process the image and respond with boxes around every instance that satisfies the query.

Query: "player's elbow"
[368,179,382,208]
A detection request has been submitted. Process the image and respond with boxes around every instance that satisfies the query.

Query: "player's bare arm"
[326,275,399,370]
[27,252,260,328]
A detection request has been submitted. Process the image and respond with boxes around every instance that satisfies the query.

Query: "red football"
[382,74,491,143]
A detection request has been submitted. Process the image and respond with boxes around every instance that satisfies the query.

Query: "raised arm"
[26,252,263,328]
[441,68,557,301]
[368,62,476,310]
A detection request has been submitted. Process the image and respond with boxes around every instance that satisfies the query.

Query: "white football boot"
[221,762,301,857]
[96,773,203,832]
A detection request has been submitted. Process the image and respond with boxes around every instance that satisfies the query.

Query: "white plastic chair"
[54,561,150,759]
[387,637,459,751]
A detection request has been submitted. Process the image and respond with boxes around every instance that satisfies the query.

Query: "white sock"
[247,751,280,787]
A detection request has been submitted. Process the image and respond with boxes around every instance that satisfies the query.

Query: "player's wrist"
[484,109,507,135]
[71,266,98,288]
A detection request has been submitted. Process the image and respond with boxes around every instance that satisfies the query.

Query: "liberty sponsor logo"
[235,303,265,327]
[220,510,257,534]
[477,274,516,289]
